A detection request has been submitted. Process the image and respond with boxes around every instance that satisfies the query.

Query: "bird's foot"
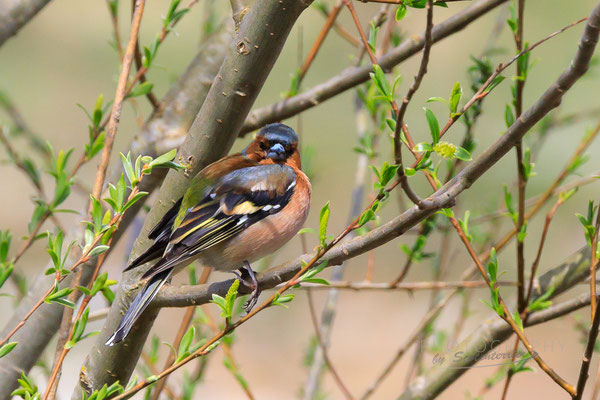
[234,261,261,312]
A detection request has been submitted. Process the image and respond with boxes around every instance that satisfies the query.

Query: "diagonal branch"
[241,0,508,134]
[0,0,52,46]
[156,0,600,310]
[399,246,594,400]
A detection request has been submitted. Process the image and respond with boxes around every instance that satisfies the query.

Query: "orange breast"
[196,168,311,271]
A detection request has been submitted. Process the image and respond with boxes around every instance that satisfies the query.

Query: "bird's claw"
[236,261,261,312]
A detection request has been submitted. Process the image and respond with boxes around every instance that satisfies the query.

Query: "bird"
[106,123,311,346]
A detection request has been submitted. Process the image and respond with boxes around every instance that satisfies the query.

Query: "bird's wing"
[124,153,258,272]
[140,164,297,279]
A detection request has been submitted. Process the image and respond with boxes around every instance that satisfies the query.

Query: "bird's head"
[245,123,301,168]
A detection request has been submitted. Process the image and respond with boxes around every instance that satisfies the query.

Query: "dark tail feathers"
[105,269,172,346]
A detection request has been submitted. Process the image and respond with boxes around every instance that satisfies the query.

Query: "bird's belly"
[196,181,311,271]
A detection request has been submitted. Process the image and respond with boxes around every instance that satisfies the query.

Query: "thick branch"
[0,22,233,399]
[241,0,507,134]
[399,246,593,400]
[0,0,52,46]
[74,0,312,397]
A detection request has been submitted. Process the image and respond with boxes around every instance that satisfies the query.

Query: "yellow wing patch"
[225,201,262,215]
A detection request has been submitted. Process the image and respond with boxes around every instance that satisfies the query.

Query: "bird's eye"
[259,141,268,150]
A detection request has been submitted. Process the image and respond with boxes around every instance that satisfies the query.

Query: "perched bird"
[106,123,311,346]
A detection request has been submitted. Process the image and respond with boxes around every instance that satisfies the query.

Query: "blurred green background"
[1,0,600,398]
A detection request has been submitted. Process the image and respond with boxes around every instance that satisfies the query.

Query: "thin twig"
[514,0,527,314]
[298,0,345,84]
[574,294,600,399]
[306,290,355,399]
[150,267,211,400]
[91,0,146,202]
[314,1,361,47]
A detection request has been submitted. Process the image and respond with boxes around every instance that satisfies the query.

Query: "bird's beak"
[267,143,286,161]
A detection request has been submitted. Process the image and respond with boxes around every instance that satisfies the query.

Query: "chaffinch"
[106,123,311,346]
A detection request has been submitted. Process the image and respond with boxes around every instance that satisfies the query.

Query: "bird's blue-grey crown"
[258,123,298,147]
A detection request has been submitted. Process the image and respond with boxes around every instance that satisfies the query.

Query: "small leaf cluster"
[142,0,189,69]
[175,326,205,363]
[0,230,13,291]
[299,203,334,247]
[271,292,295,308]
[81,382,126,400]
[296,260,330,287]
[413,104,471,164]
[426,81,463,118]
[211,279,240,324]
[44,281,75,308]
[528,286,554,312]
[370,162,400,194]
[509,355,534,375]
[10,372,38,399]
[77,272,117,303]
[576,200,599,251]
[353,132,377,159]
[44,231,76,277]
[482,249,504,316]
[369,65,403,106]
[28,145,76,233]
[78,94,108,159]
[503,185,528,243]
[65,308,100,349]
[400,217,435,262]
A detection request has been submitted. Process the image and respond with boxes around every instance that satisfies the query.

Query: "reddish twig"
[91,0,146,202]
[298,0,345,84]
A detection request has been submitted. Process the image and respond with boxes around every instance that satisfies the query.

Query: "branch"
[156,0,600,308]
[74,0,312,396]
[0,21,233,399]
[0,0,52,46]
[574,292,600,399]
[241,0,508,134]
[399,246,593,400]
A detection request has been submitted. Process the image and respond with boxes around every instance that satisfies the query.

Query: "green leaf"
[484,75,505,93]
[395,4,407,20]
[149,149,178,168]
[319,202,330,248]
[513,310,523,332]
[272,293,294,308]
[126,82,154,99]
[426,96,446,104]
[413,142,433,152]
[88,245,109,258]
[423,108,440,144]
[505,104,515,128]
[370,64,392,100]
[177,326,195,362]
[449,81,462,114]
[122,191,148,213]
[0,342,17,358]
[454,147,471,161]
[297,227,317,236]
[120,152,136,186]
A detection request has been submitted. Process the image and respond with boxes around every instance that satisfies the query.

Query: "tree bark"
[72,0,312,397]
[0,21,233,400]
[0,0,52,46]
